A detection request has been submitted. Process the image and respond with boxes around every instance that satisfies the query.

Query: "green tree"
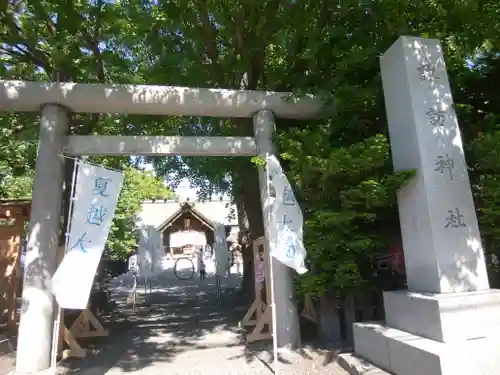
[281,134,413,296]
[0,170,34,199]
[454,49,500,287]
[3,0,500,342]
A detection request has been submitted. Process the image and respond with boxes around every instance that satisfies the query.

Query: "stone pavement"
[0,336,15,375]
[57,267,349,375]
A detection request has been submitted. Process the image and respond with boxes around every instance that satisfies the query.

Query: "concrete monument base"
[383,289,500,342]
[351,289,500,375]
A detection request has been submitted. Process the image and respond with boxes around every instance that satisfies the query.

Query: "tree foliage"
[1,0,500,300]
[281,133,414,297]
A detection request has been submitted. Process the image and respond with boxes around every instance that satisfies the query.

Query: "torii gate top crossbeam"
[0,80,322,119]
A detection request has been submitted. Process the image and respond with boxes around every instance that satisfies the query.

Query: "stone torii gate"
[1,36,499,375]
[1,79,320,374]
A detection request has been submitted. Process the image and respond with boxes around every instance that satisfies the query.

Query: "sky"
[173,178,231,201]
[175,178,200,201]
[141,161,230,201]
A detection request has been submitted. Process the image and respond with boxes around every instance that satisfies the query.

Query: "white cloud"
[136,159,231,201]
[174,178,231,201]
[175,178,199,200]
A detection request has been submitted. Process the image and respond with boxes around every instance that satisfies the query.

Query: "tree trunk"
[239,161,265,238]
[236,200,254,301]
[374,291,385,320]
[59,157,75,246]
[240,247,254,299]
[234,158,264,303]
[318,295,342,344]
[358,292,376,321]
[342,293,356,345]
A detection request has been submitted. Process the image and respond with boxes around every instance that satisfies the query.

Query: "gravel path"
[58,269,349,375]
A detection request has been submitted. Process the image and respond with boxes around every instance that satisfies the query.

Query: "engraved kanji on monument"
[380,36,489,293]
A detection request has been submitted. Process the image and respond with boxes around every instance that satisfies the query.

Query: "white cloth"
[137,224,163,277]
[214,223,229,275]
[265,155,308,274]
[128,254,138,273]
[52,161,124,309]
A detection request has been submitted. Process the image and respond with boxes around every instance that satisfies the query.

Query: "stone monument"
[351,36,500,375]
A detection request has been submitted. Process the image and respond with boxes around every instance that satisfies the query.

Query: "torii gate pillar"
[16,105,69,373]
[253,109,300,348]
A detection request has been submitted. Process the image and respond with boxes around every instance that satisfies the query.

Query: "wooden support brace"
[240,236,267,328]
[61,325,86,359]
[240,298,267,327]
[246,305,272,343]
[244,236,273,343]
[69,309,108,339]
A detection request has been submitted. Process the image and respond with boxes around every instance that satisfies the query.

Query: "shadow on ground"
[59,274,248,374]
[58,270,349,375]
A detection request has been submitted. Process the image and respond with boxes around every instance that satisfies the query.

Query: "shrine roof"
[0,199,31,207]
[138,198,237,229]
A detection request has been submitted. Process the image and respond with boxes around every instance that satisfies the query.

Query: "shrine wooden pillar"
[0,200,30,332]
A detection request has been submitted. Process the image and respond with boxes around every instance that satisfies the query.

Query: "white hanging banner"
[214,222,229,275]
[52,161,124,309]
[265,155,308,274]
[138,224,164,277]
[128,253,138,273]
